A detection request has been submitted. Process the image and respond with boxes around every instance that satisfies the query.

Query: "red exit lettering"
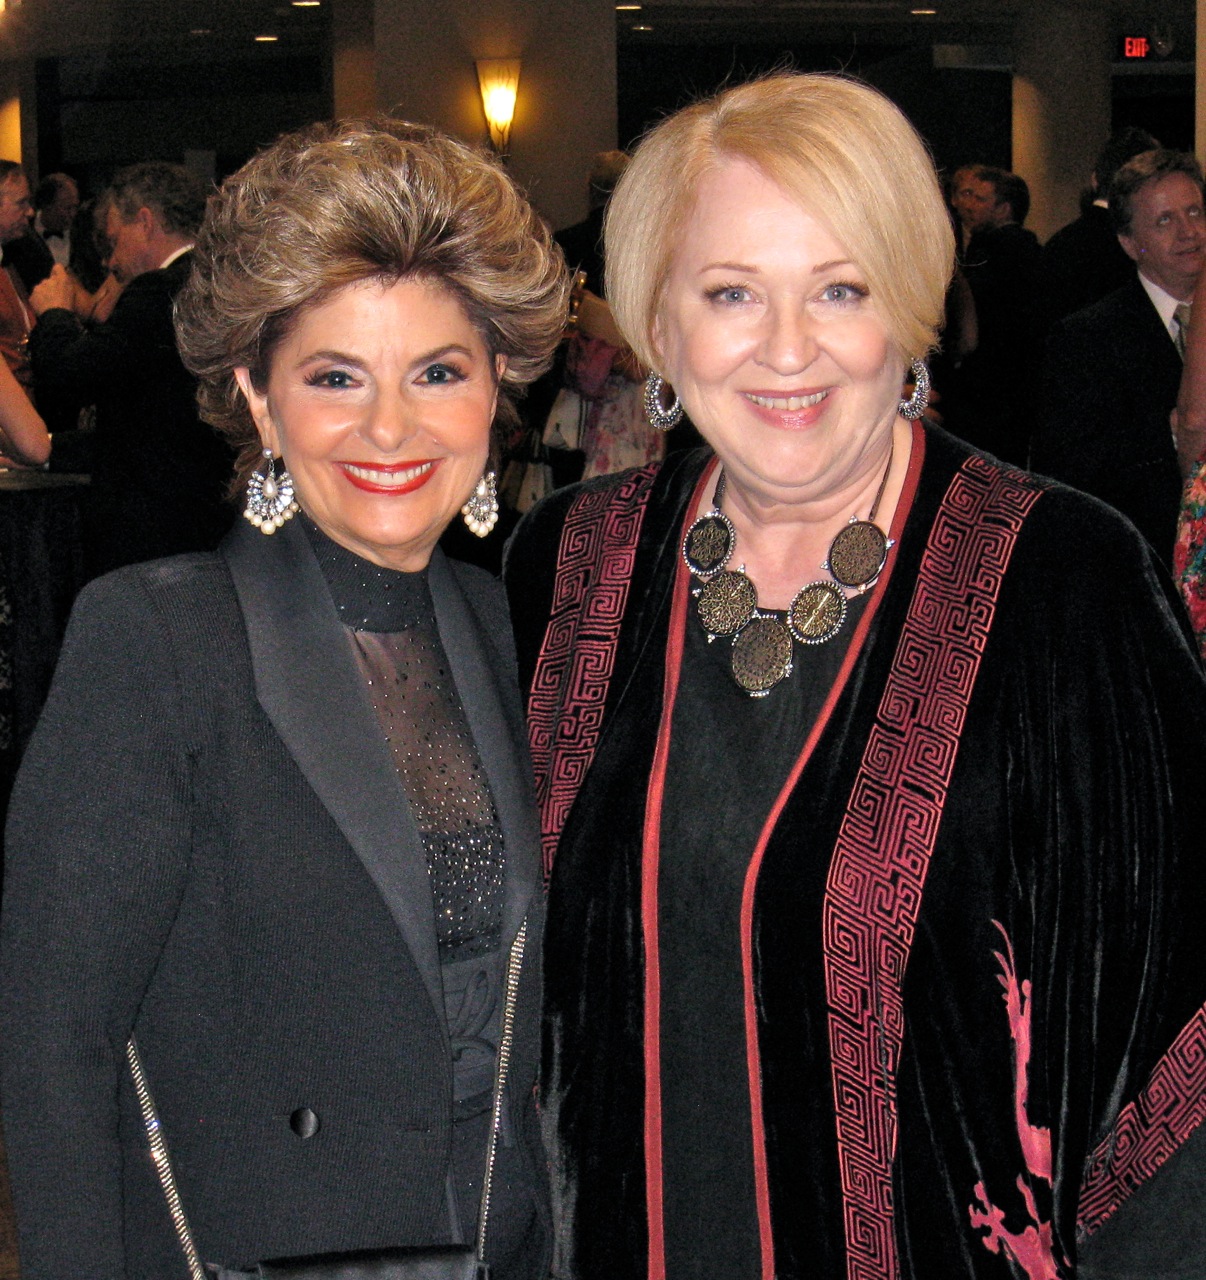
[1124,36,1150,58]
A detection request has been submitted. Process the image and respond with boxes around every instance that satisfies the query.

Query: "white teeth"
[342,461,435,485]
[747,391,828,411]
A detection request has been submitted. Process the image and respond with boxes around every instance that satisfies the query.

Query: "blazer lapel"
[428,550,538,949]
[222,519,445,1025]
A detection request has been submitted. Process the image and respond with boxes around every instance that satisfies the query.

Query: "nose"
[359,384,419,454]
[756,301,819,375]
[1178,214,1205,243]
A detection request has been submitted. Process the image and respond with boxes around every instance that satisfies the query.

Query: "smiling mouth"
[340,460,437,487]
[746,391,828,411]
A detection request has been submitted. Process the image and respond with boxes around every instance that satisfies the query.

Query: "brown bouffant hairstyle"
[175,118,569,488]
[605,73,954,371]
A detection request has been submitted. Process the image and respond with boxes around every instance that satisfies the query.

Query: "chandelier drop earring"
[898,358,931,420]
[462,470,499,537]
[244,448,299,535]
[644,373,684,431]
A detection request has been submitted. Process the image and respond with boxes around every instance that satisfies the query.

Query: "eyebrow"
[697,258,859,276]
[297,343,478,368]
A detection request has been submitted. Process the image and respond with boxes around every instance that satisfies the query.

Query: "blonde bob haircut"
[176,117,569,489]
[605,73,954,370]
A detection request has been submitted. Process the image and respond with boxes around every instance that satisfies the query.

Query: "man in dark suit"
[1032,149,1204,567]
[29,162,234,577]
[946,167,1044,465]
[1042,127,1159,326]
[5,173,79,294]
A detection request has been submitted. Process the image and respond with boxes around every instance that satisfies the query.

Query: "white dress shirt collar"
[1137,270,1187,342]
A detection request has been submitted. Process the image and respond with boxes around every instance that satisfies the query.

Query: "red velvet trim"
[641,459,716,1280]
[735,424,927,1279]
[1078,1002,1206,1235]
[527,466,660,881]
[822,453,1043,1280]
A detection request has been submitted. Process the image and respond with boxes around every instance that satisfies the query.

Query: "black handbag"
[255,1245,485,1279]
[128,922,527,1280]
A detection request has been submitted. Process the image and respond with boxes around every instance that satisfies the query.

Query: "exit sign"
[1124,35,1150,58]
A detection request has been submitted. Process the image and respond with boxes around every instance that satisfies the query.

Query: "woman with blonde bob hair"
[2,118,566,1279]
[505,74,1206,1277]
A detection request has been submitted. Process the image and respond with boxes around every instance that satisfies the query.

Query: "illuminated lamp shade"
[476,59,521,154]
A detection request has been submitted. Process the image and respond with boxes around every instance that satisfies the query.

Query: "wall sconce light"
[476,59,521,155]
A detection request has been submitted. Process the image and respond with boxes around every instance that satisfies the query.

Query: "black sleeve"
[1030,318,1109,493]
[29,274,173,409]
[1011,499,1206,1265]
[0,572,196,1279]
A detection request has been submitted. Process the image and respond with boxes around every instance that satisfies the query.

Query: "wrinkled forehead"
[1134,172,1204,223]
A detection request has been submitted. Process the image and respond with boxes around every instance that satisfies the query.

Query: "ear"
[135,205,156,238]
[1119,233,1142,265]
[490,353,508,419]
[650,311,666,370]
[233,367,280,456]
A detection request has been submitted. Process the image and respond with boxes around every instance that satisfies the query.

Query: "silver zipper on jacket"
[126,1037,207,1280]
[475,916,528,1271]
[128,915,528,1280]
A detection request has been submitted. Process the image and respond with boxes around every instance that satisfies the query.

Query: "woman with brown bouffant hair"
[1,118,566,1280]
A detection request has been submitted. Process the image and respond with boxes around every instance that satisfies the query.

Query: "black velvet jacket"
[1,518,548,1279]
[505,427,1206,1279]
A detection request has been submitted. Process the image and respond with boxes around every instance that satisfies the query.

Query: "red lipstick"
[337,458,441,495]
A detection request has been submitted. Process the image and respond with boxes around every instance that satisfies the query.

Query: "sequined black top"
[306,519,506,965]
[305,521,510,1240]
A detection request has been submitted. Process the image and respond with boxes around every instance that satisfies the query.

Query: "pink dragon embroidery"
[968,921,1069,1279]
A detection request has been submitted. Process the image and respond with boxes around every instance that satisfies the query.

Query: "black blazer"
[0,519,547,1279]
[29,251,235,576]
[1041,204,1136,325]
[1032,273,1184,565]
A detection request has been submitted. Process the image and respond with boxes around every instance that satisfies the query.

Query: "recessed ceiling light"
[632,23,653,30]
[911,7,937,13]
[616,4,642,10]
[190,27,211,35]
[292,1,321,6]
[254,34,279,41]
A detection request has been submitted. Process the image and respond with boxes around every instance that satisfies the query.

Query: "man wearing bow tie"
[34,174,78,268]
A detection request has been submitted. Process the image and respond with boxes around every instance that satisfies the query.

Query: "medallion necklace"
[681,447,895,697]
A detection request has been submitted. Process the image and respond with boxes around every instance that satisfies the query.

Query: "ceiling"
[0,0,331,60]
[0,0,1192,63]
[617,0,1194,53]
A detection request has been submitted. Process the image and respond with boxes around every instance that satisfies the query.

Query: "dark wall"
[616,41,1013,183]
[35,51,331,196]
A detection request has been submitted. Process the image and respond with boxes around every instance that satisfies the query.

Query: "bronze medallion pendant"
[731,615,794,696]
[827,519,889,589]
[683,454,895,695]
[682,511,735,577]
[696,569,757,637]
[788,581,848,645]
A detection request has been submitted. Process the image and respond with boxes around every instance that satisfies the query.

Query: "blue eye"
[421,362,464,385]
[707,285,751,305]
[820,282,868,305]
[305,368,354,389]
